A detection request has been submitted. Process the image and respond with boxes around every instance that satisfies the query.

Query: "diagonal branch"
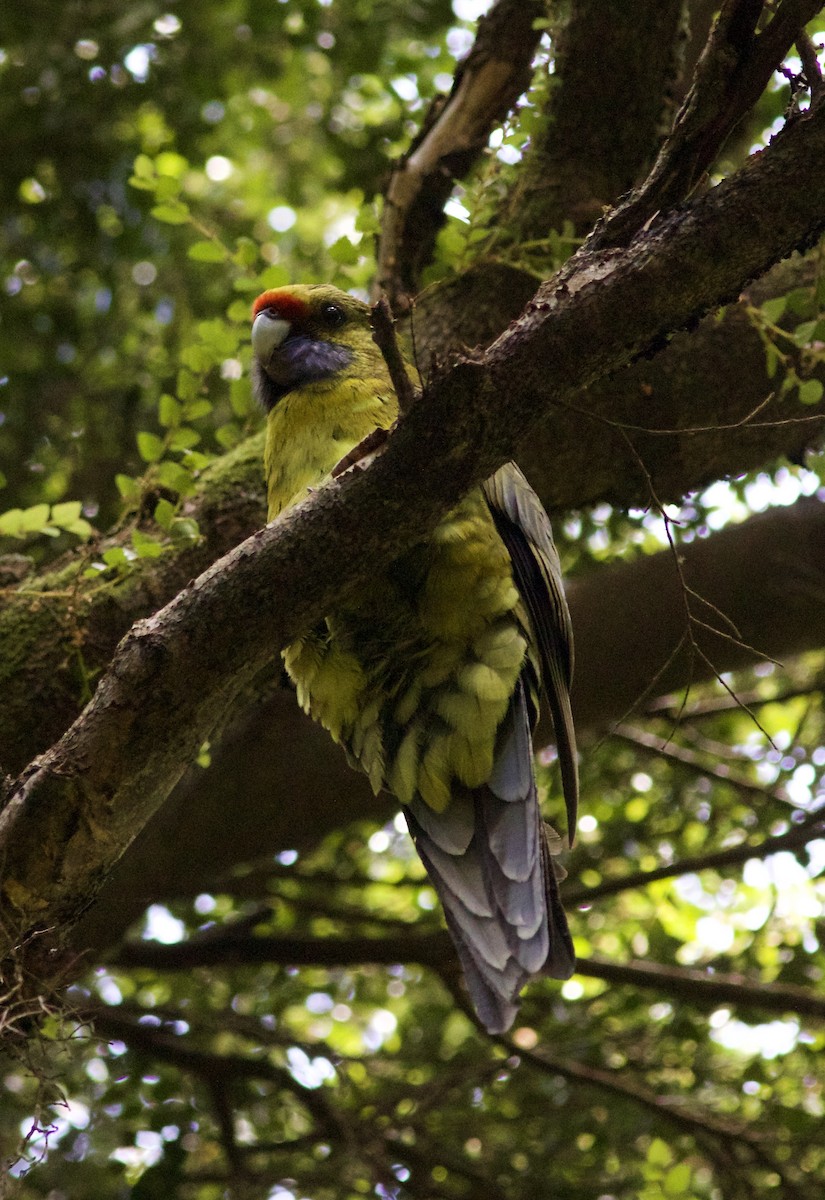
[375,0,545,307]
[3,87,825,982]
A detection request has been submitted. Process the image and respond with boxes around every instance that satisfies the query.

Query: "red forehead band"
[251,289,309,321]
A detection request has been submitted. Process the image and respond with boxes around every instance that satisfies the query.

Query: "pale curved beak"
[252,311,291,363]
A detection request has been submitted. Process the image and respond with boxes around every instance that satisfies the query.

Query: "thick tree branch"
[576,955,825,1020]
[65,495,825,955]
[497,0,688,240]
[566,810,825,905]
[3,92,825,974]
[375,0,544,307]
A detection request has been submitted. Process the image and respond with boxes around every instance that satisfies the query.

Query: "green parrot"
[251,283,578,1033]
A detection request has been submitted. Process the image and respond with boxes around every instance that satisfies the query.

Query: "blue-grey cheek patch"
[284,337,353,382]
[254,338,354,410]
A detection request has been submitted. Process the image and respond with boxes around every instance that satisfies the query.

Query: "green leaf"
[233,237,258,267]
[159,394,182,428]
[170,517,201,545]
[150,202,190,225]
[183,399,212,421]
[328,236,360,265]
[168,426,201,451]
[215,422,241,450]
[799,379,823,406]
[153,175,183,203]
[794,320,817,344]
[258,265,290,289]
[20,504,51,532]
[355,203,381,234]
[761,296,787,323]
[764,343,783,379]
[176,369,200,401]
[62,518,93,539]
[232,276,262,293]
[0,509,25,538]
[102,546,129,567]
[50,501,82,526]
[132,153,155,179]
[230,377,252,417]
[137,432,165,463]
[116,473,141,502]
[131,530,164,558]
[154,498,176,531]
[155,151,188,178]
[188,240,229,262]
[646,1139,671,1168]
[197,318,240,356]
[179,344,215,372]
[663,1163,691,1194]
[227,297,252,323]
[180,450,210,472]
[157,461,196,495]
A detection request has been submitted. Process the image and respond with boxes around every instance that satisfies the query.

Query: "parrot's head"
[251,284,384,411]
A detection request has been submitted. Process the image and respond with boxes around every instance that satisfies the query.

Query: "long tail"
[404,683,574,1033]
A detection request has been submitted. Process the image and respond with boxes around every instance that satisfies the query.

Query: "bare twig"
[609,722,791,807]
[797,28,825,97]
[370,297,419,413]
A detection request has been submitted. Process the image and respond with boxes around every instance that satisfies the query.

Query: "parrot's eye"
[319,302,346,329]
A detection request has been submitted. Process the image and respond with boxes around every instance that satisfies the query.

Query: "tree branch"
[565,809,825,905]
[3,88,825,976]
[111,913,825,1022]
[576,955,825,1020]
[64,494,825,956]
[375,0,544,307]
[2,252,823,791]
[496,1034,808,1198]
[496,0,688,240]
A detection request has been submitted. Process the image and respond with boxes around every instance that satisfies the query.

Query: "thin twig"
[566,807,825,905]
[370,297,419,413]
[577,954,825,1020]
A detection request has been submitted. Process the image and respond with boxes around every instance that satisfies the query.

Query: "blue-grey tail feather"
[404,682,574,1034]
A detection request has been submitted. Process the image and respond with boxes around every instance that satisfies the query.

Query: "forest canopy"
[2,1,825,1198]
